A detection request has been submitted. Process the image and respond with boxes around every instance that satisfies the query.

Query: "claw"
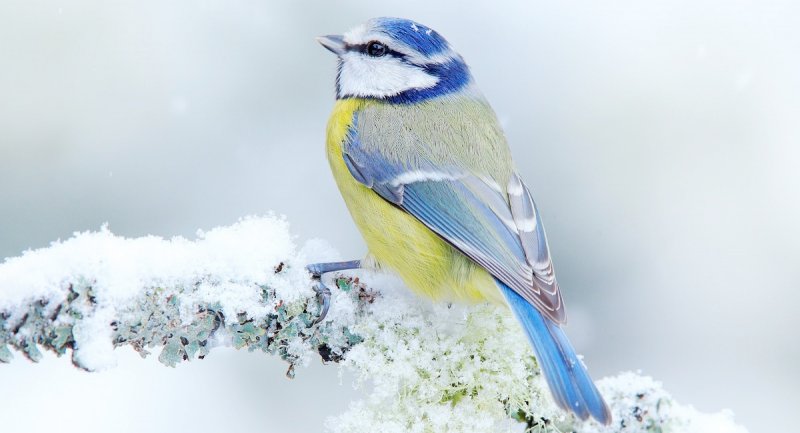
[304,260,361,325]
[312,280,331,324]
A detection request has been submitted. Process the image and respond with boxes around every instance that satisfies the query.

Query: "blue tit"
[308,17,611,424]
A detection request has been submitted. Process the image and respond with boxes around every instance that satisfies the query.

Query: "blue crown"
[372,18,450,57]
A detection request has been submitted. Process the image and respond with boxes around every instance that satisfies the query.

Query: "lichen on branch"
[0,275,366,374]
[0,215,363,372]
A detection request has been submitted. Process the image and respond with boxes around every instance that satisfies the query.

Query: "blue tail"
[497,279,611,424]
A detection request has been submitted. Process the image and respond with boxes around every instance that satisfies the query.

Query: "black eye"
[366,41,388,57]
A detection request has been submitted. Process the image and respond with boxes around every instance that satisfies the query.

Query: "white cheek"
[338,53,439,98]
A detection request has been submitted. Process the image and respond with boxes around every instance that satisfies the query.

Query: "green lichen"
[0,276,371,373]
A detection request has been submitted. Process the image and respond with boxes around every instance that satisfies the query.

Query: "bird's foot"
[311,279,332,325]
[305,260,361,324]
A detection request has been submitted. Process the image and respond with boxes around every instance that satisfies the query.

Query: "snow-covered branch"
[0,216,366,373]
[0,216,747,433]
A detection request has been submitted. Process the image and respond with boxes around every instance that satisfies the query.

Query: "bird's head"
[317,17,473,103]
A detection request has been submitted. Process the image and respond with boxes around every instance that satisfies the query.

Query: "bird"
[309,17,611,425]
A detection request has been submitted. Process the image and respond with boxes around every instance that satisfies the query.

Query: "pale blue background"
[1,1,798,432]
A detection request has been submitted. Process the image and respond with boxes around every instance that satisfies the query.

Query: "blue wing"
[343,121,566,323]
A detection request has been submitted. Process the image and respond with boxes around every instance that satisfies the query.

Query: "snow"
[581,372,748,433]
[1,216,293,308]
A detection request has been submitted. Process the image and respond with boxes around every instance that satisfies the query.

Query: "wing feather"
[343,121,566,323]
[508,173,564,318]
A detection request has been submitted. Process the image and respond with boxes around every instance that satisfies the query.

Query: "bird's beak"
[316,35,346,55]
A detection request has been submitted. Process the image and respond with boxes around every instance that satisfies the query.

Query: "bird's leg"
[306,260,361,324]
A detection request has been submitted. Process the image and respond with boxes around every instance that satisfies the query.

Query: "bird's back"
[354,94,514,184]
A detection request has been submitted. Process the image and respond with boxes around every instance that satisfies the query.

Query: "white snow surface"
[2,215,290,308]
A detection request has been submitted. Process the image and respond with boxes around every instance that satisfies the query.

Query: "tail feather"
[497,279,611,425]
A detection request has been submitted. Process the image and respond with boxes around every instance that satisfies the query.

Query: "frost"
[328,281,562,433]
[578,372,747,433]
[0,216,748,433]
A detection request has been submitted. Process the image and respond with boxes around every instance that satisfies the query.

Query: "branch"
[0,216,748,433]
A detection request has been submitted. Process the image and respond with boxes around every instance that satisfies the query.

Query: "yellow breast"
[325,99,503,305]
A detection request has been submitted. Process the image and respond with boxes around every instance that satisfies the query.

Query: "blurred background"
[1,1,797,432]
